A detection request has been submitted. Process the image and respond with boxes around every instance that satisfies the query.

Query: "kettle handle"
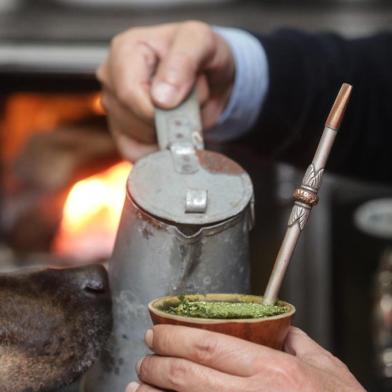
[154,89,204,151]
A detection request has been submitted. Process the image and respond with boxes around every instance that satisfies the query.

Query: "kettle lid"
[128,149,253,225]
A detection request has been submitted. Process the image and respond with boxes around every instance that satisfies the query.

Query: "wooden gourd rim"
[148,293,296,324]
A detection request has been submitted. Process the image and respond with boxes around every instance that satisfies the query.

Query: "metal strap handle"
[154,89,203,151]
[154,89,204,175]
[154,89,208,213]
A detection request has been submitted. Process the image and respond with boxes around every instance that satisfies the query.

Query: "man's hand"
[98,21,235,161]
[126,325,365,392]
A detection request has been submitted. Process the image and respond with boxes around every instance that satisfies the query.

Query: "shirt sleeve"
[206,27,269,142]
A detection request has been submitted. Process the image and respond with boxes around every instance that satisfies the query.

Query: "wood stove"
[0,64,132,269]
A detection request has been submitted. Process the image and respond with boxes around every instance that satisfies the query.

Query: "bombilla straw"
[263,83,352,305]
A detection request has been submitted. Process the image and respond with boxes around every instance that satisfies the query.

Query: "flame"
[53,161,132,260]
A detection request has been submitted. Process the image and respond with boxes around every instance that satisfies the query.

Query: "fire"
[53,161,132,261]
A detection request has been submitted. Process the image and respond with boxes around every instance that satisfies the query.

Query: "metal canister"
[84,92,254,391]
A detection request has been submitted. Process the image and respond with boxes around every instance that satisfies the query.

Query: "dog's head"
[0,264,112,392]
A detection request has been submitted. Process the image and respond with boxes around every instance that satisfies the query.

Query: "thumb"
[284,327,325,358]
[284,327,345,373]
[151,22,215,108]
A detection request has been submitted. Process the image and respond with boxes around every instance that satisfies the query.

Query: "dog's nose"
[47,264,110,296]
[83,277,106,294]
[81,265,109,295]
[70,264,109,295]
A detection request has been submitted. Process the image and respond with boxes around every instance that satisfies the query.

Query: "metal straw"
[263,83,352,305]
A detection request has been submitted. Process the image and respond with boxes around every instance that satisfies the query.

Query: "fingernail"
[126,381,140,392]
[136,357,144,375]
[144,329,153,349]
[152,82,178,106]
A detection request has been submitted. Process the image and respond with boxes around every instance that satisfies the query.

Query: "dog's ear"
[0,265,112,392]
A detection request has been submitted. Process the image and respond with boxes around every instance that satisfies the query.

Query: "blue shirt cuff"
[207,27,269,142]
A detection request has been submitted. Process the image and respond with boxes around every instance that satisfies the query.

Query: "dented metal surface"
[84,193,252,391]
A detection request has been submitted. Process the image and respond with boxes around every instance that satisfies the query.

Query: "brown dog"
[0,264,112,392]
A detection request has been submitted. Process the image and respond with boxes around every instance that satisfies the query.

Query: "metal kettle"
[84,91,254,391]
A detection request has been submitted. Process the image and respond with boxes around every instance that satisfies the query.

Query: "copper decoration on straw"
[263,83,352,305]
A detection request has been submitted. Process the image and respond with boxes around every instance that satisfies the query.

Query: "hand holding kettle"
[97,21,235,162]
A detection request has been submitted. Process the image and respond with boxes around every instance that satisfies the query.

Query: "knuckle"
[152,325,173,353]
[180,20,215,52]
[110,33,125,51]
[171,51,196,70]
[302,348,341,370]
[324,351,348,370]
[110,30,138,55]
[167,359,188,388]
[116,85,134,108]
[192,336,218,363]
[138,356,152,380]
[281,358,304,390]
[181,20,211,37]
[290,326,306,336]
[111,27,145,50]
[136,41,156,68]
[273,358,305,389]
[162,53,196,84]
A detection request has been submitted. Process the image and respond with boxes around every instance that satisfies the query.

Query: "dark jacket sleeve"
[244,29,392,185]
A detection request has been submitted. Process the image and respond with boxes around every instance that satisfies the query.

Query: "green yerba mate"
[162,299,288,319]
